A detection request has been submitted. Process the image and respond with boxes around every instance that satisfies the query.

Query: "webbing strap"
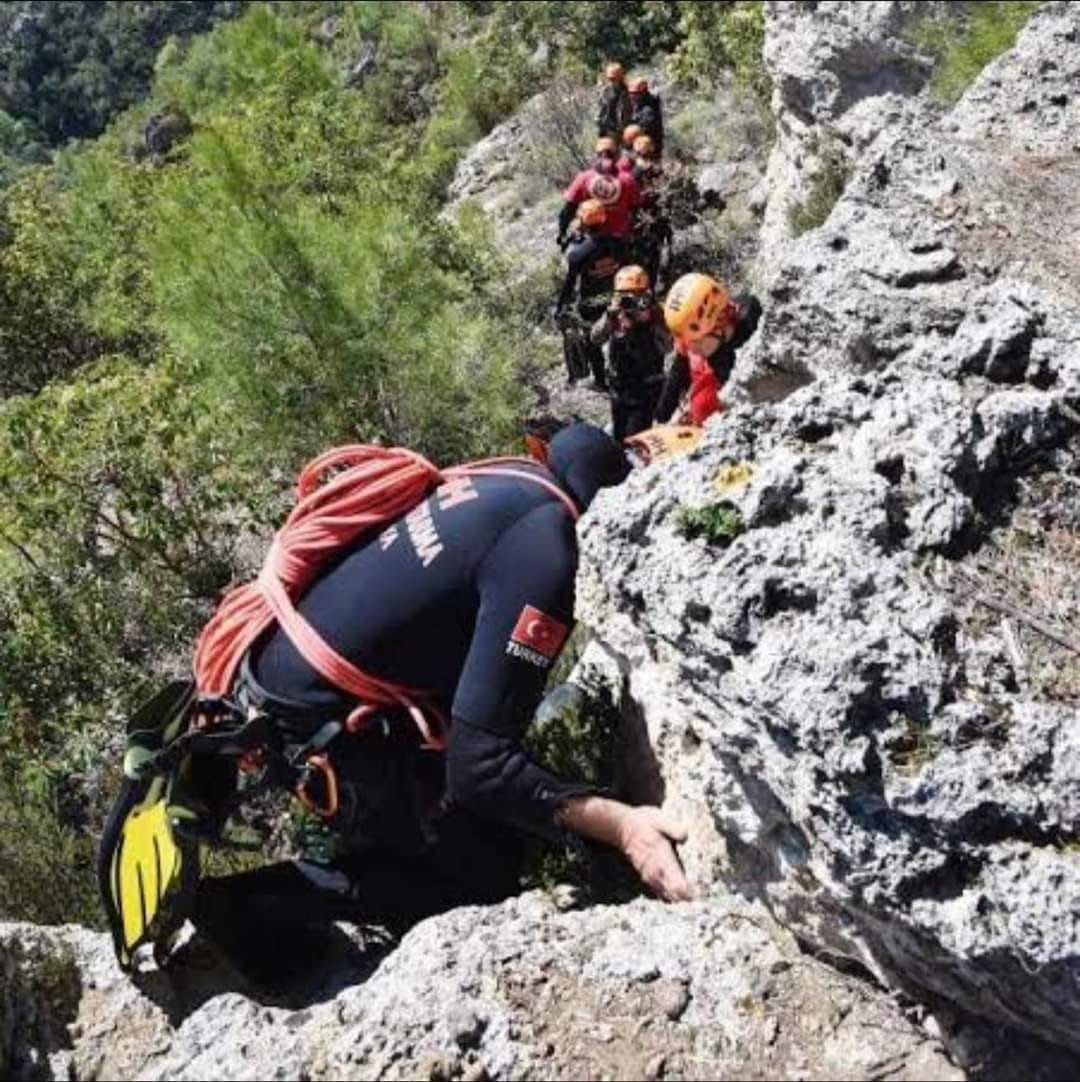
[455,464,581,522]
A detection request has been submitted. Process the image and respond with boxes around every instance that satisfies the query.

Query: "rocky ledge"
[579,0,1080,1058]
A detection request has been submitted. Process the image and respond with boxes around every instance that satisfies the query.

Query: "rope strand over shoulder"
[193,445,578,749]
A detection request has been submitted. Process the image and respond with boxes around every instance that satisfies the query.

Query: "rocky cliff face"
[580,0,1080,1058]
[4,4,1079,1080]
[5,897,980,1082]
[755,0,949,279]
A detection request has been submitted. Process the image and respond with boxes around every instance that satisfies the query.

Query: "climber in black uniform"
[628,77,664,157]
[591,265,668,441]
[192,425,691,985]
[556,199,628,388]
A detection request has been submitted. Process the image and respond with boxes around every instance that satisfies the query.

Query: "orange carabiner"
[296,753,339,819]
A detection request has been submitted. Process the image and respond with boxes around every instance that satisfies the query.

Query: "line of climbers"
[97,60,770,988]
[556,62,761,441]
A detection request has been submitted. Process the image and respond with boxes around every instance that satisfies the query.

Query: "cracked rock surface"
[579,1,1080,1056]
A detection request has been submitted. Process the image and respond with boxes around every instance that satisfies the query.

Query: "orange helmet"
[614,265,650,293]
[628,76,649,94]
[605,62,625,82]
[595,136,618,156]
[622,124,644,146]
[664,273,734,344]
[577,199,607,228]
[587,173,620,205]
[632,134,656,157]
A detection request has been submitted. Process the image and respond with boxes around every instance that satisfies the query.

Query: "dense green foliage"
[908,1,1042,104]
[0,3,531,924]
[0,1,244,144]
[0,0,772,924]
[669,1,770,109]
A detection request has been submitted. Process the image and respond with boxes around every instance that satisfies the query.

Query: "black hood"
[547,423,630,512]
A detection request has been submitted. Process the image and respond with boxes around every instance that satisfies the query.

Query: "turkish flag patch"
[510,605,569,661]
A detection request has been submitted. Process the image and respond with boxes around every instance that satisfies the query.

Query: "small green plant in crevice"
[675,500,745,546]
[787,139,852,237]
[907,1,1043,106]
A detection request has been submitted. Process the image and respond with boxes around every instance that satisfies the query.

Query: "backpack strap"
[257,562,447,748]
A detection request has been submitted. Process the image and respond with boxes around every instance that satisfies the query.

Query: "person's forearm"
[447,719,595,842]
[557,201,576,238]
[557,794,693,901]
[556,793,631,848]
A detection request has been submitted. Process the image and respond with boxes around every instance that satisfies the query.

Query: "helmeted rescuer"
[591,265,669,441]
[628,76,664,157]
[559,138,642,243]
[556,199,628,388]
[186,423,691,986]
[597,61,632,139]
[627,136,670,288]
[617,124,644,174]
[656,272,762,426]
[632,133,657,163]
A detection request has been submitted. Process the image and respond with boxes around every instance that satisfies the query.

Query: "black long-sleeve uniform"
[597,82,632,138]
[630,91,664,156]
[193,425,631,985]
[557,231,627,385]
[591,303,668,440]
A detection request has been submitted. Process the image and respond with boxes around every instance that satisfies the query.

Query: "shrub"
[670,2,771,111]
[0,762,103,927]
[523,675,633,896]
[675,500,745,545]
[908,1,1042,105]
[462,2,683,76]
[518,74,594,189]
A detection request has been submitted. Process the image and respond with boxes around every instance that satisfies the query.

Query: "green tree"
[0,0,244,145]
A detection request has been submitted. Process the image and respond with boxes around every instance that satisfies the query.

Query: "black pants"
[611,384,662,442]
[193,805,524,986]
[192,670,525,987]
[563,301,608,387]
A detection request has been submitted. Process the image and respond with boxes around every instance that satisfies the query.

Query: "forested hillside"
[0,0,244,174]
[0,0,767,924]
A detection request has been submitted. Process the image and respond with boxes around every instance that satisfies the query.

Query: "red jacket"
[564,168,642,239]
[686,345,722,426]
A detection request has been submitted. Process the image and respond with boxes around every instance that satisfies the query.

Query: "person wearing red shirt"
[558,137,642,244]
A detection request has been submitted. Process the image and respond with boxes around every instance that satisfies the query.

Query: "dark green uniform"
[597,82,632,139]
